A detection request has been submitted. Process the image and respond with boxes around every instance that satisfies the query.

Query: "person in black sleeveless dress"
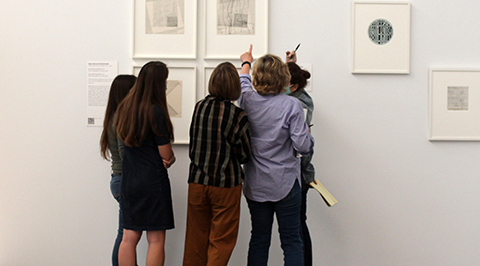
[114,61,176,266]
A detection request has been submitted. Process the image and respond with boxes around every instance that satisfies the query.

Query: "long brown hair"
[114,61,174,147]
[100,75,136,160]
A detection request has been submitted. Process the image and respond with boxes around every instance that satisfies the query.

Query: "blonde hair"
[252,54,291,95]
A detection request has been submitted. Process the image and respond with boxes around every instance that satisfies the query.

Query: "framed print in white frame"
[133,0,197,59]
[204,66,215,97]
[133,65,196,144]
[351,2,410,74]
[429,69,480,141]
[205,0,268,59]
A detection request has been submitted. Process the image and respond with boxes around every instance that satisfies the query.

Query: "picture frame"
[351,2,410,74]
[133,65,197,144]
[429,69,480,141]
[133,0,197,59]
[205,0,268,59]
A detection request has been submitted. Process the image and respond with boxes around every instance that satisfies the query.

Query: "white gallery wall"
[1,0,480,265]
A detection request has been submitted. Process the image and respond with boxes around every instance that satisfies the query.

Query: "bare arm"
[158,143,176,169]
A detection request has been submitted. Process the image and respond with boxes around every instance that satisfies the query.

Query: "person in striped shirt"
[183,62,251,266]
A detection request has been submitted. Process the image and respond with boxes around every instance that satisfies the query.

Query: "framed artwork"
[429,69,480,141]
[203,65,242,97]
[133,0,197,59]
[351,2,410,74]
[205,0,268,59]
[133,65,196,144]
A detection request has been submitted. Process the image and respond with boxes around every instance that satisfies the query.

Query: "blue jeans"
[110,174,123,266]
[246,180,304,266]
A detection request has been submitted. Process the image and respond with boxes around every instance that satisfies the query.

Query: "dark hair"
[114,61,174,146]
[252,54,291,95]
[287,62,311,91]
[208,62,241,100]
[100,75,136,160]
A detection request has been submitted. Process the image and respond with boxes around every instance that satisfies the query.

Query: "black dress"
[121,106,174,231]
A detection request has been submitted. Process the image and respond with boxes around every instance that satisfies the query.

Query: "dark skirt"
[120,145,175,231]
[121,169,174,231]
[120,106,175,231]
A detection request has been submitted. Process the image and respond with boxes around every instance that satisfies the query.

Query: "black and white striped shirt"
[189,96,251,188]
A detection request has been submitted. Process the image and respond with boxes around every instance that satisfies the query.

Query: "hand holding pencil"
[286,43,300,63]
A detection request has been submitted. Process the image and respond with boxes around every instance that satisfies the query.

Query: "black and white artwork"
[351,2,410,74]
[447,86,469,111]
[217,0,255,35]
[205,0,267,58]
[369,19,393,45]
[134,0,196,58]
[429,69,480,141]
[145,0,185,34]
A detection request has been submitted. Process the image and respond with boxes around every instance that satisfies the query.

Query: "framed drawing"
[133,65,196,144]
[351,2,410,74]
[429,69,480,141]
[205,0,268,59]
[203,65,241,97]
[133,0,197,59]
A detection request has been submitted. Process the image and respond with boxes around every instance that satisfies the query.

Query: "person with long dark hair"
[114,61,176,266]
[100,74,137,266]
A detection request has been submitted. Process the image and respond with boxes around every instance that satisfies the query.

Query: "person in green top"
[286,50,315,266]
[100,74,137,266]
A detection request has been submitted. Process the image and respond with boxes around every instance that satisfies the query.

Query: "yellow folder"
[310,180,338,207]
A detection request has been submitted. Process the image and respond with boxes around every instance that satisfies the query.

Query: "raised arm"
[238,45,255,108]
[240,44,253,74]
[286,50,297,63]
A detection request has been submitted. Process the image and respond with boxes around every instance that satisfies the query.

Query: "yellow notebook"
[310,180,338,207]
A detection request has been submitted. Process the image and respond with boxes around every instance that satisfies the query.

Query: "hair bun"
[302,70,311,80]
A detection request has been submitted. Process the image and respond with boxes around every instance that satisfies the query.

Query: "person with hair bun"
[238,45,314,266]
[286,50,315,266]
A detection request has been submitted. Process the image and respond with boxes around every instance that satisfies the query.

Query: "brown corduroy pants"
[183,183,242,266]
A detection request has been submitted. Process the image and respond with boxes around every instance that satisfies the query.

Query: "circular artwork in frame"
[368,19,393,45]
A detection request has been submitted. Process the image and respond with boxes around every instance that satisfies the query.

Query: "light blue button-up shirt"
[238,74,314,202]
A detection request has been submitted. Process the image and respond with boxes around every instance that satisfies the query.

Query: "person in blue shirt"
[238,45,314,266]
